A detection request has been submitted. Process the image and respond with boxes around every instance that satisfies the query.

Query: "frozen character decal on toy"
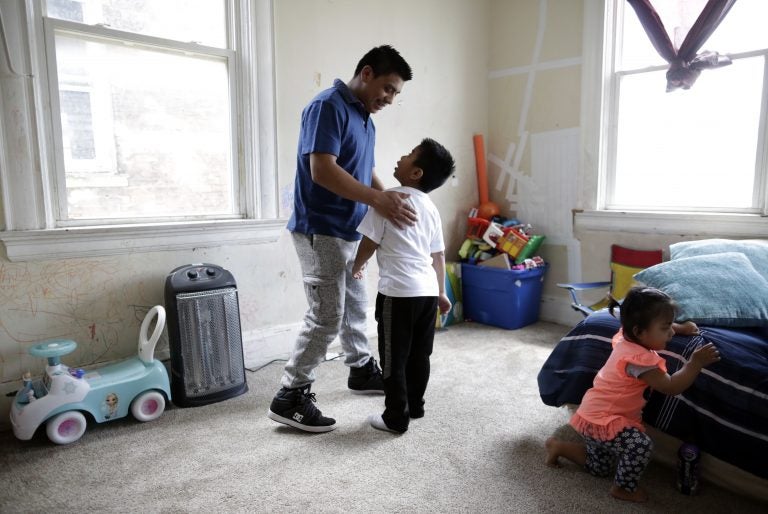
[102,392,119,419]
[20,372,36,403]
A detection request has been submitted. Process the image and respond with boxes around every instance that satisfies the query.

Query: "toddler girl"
[544,286,720,502]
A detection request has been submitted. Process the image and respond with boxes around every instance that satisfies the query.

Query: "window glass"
[620,0,711,70]
[619,3,663,70]
[613,57,762,211]
[620,0,768,71]
[54,32,234,219]
[46,0,227,48]
[611,0,766,213]
[705,0,768,54]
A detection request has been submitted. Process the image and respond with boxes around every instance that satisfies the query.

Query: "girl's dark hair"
[608,286,677,343]
[413,138,456,193]
[354,45,413,81]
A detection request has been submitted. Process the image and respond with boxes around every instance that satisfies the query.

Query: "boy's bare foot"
[610,485,648,503]
[545,436,561,467]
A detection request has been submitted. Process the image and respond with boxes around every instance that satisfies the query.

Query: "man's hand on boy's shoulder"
[373,190,417,228]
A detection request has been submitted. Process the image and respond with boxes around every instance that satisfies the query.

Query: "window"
[47,0,235,222]
[609,0,768,213]
[577,0,768,236]
[0,0,280,260]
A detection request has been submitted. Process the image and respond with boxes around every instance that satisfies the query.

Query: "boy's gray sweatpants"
[281,232,372,389]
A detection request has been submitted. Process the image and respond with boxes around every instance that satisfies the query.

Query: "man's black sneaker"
[348,357,384,394]
[267,385,336,432]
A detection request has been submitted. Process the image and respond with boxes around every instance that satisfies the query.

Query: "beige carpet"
[1,321,765,513]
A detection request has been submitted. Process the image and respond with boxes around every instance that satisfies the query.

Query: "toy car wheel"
[46,411,87,444]
[131,391,165,422]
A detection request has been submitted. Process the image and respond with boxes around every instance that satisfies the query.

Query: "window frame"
[0,0,282,262]
[45,18,242,225]
[576,0,768,236]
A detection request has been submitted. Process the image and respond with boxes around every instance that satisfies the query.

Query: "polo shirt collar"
[333,79,368,117]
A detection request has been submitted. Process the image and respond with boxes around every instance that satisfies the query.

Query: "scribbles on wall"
[0,259,155,384]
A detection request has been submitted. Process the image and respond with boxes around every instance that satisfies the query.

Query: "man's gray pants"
[281,232,372,389]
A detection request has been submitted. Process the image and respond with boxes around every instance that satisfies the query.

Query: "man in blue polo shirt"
[268,45,415,432]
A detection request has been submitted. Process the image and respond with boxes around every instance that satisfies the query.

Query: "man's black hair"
[354,45,413,81]
[414,138,455,193]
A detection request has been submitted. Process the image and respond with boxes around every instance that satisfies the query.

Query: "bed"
[538,239,768,501]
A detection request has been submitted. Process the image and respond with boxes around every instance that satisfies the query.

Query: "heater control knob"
[187,270,199,279]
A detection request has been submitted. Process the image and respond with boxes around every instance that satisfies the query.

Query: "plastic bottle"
[677,442,701,495]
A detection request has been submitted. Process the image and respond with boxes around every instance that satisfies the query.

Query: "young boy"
[352,138,455,433]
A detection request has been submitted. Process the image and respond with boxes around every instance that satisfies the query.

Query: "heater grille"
[165,262,247,407]
[175,287,245,398]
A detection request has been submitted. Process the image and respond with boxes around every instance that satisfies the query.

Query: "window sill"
[0,219,287,262]
[574,210,768,238]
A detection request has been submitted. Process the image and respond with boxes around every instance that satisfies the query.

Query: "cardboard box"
[461,263,547,329]
[477,253,512,269]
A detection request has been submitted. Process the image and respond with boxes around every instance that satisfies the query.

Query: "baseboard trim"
[241,307,378,370]
[539,294,584,327]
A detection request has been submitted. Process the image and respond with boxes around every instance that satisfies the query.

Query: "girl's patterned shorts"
[583,427,653,492]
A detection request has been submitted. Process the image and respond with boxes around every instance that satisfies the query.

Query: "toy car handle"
[29,339,78,366]
[138,305,166,364]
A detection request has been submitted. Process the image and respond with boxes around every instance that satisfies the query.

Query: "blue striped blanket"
[537,309,768,480]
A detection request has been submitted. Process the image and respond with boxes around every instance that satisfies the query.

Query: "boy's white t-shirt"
[356,186,444,297]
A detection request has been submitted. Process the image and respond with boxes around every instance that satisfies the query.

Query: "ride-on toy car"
[10,305,171,444]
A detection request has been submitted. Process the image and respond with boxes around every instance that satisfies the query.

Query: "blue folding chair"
[557,245,663,316]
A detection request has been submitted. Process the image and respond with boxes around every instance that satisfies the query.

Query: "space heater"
[165,263,248,407]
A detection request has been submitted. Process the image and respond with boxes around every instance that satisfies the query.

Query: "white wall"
[273,0,489,255]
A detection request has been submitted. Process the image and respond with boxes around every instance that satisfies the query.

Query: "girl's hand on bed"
[691,342,720,367]
[643,342,720,394]
[673,321,700,336]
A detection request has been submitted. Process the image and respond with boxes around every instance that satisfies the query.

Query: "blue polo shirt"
[287,79,376,241]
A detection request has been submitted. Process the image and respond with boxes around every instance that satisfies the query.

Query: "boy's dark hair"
[609,286,677,343]
[413,138,456,193]
[354,45,413,81]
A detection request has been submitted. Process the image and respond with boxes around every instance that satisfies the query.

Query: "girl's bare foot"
[610,485,648,503]
[545,437,561,467]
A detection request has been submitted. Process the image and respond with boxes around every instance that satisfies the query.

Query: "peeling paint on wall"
[487,0,582,217]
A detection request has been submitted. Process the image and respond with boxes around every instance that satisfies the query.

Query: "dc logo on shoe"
[293,412,304,422]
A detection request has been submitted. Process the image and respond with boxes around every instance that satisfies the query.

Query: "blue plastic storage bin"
[461,263,547,329]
